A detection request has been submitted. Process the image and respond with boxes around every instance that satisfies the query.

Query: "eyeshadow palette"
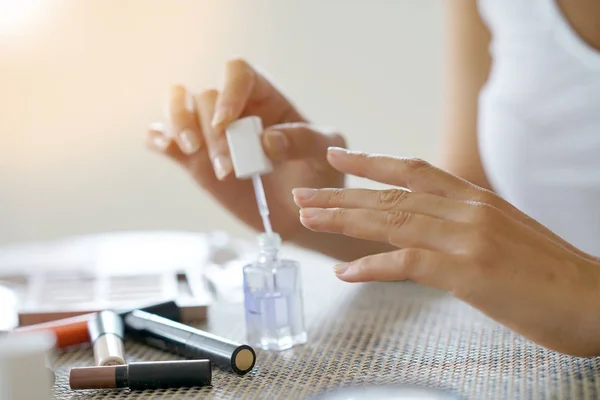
[6,269,211,326]
[0,231,215,328]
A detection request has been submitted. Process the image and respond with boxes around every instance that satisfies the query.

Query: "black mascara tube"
[124,310,256,375]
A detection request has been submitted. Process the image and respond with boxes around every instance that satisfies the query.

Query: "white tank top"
[477,0,600,256]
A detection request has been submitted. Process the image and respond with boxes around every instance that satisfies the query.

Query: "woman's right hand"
[147,59,346,240]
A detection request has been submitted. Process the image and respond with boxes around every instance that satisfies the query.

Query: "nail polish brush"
[225,116,274,234]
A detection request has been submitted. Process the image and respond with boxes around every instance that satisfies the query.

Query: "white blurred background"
[0,0,443,245]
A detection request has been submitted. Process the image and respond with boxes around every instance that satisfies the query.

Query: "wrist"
[558,259,600,357]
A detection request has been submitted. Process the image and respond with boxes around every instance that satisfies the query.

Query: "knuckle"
[470,188,499,206]
[326,188,346,204]
[355,151,374,163]
[398,248,421,267]
[332,207,347,221]
[377,189,409,208]
[404,157,431,172]
[385,211,411,230]
[331,208,355,236]
[395,249,421,280]
[469,202,501,224]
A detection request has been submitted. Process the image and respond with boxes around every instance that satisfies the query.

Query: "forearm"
[438,0,493,191]
[293,230,396,262]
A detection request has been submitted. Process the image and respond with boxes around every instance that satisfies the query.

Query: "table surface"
[51,245,600,400]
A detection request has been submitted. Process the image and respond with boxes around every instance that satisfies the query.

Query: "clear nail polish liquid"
[243,233,307,351]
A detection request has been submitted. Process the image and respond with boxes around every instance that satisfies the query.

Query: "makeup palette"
[3,268,211,327]
[0,231,216,329]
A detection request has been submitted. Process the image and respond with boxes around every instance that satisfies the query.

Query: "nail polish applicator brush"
[225,116,274,235]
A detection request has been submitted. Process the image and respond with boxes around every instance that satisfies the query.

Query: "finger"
[147,123,187,163]
[168,85,203,155]
[326,147,477,198]
[334,248,463,291]
[326,148,594,259]
[211,59,257,129]
[262,123,346,161]
[299,208,471,253]
[293,187,469,222]
[193,89,233,180]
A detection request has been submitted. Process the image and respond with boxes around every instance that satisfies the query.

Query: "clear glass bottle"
[243,233,307,351]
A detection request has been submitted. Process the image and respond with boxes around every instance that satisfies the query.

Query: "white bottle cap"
[225,116,273,179]
[0,332,55,400]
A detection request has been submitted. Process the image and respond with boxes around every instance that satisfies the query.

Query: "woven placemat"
[51,248,600,400]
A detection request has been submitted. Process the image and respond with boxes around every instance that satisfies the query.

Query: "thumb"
[261,123,346,161]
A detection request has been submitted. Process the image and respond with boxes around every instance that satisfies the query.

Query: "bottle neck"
[256,232,281,266]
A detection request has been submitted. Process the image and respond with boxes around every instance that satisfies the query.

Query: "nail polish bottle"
[225,116,306,350]
[243,233,307,351]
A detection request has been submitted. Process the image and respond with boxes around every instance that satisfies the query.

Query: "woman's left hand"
[293,147,600,357]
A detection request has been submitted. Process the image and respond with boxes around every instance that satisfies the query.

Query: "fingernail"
[149,122,165,132]
[212,155,232,180]
[179,129,200,154]
[334,263,351,275]
[299,208,323,220]
[211,106,230,128]
[151,135,171,151]
[292,188,317,201]
[264,131,289,155]
[327,147,348,157]
[150,122,174,138]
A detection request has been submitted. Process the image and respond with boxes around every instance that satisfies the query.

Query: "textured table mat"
[51,247,600,400]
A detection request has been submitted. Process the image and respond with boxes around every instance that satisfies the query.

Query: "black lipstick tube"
[124,310,256,375]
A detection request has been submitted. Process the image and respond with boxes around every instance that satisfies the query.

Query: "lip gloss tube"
[88,311,125,366]
[69,360,212,390]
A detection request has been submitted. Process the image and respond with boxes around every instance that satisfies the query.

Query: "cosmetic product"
[69,360,212,390]
[243,232,307,351]
[88,310,125,366]
[0,283,19,331]
[0,331,56,400]
[225,116,274,235]
[12,300,182,349]
[124,310,256,375]
[1,267,209,327]
[225,116,307,351]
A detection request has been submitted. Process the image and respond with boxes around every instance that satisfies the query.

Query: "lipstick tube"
[87,311,125,366]
[69,360,212,390]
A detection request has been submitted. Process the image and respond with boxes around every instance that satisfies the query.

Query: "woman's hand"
[146,59,345,240]
[293,147,600,357]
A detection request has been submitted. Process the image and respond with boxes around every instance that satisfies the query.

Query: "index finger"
[326,147,479,198]
[211,59,257,129]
